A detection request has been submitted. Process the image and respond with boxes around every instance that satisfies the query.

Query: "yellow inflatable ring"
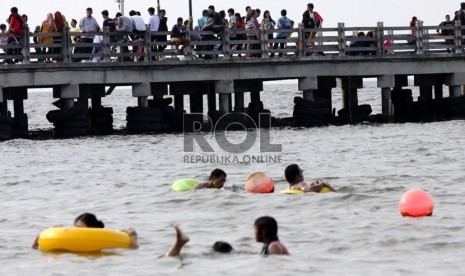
[38,227,131,252]
[280,189,305,195]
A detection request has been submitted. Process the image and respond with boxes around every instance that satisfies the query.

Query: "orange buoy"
[245,172,275,194]
[399,188,434,217]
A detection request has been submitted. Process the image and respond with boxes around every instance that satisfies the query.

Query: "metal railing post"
[222,26,231,59]
[415,20,424,54]
[102,27,111,62]
[62,27,71,63]
[22,27,30,64]
[337,22,346,56]
[144,26,152,62]
[297,23,304,57]
[377,22,385,56]
[455,20,463,54]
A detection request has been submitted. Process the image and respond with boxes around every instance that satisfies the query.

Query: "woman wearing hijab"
[40,13,57,62]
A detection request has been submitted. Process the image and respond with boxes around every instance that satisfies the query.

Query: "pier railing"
[0,21,464,64]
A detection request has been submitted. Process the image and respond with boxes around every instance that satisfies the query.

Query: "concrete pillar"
[449,86,462,97]
[219,93,230,113]
[298,77,318,101]
[207,91,216,112]
[341,77,363,109]
[132,83,151,108]
[445,73,465,98]
[60,84,80,109]
[419,86,433,101]
[6,87,28,136]
[250,90,261,104]
[234,92,245,112]
[303,90,316,101]
[0,87,7,116]
[189,93,203,113]
[150,83,168,100]
[174,94,184,113]
[434,84,443,100]
[381,88,392,119]
[377,75,396,120]
[215,80,234,113]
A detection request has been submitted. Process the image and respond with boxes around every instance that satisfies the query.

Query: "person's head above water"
[209,168,227,188]
[212,241,233,253]
[74,213,105,228]
[254,216,279,243]
[284,164,304,185]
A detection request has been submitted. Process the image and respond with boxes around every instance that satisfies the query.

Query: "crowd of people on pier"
[1,2,465,63]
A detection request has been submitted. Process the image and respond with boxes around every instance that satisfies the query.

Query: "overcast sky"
[2,0,461,29]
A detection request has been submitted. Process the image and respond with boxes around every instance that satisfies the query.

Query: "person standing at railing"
[102,10,116,42]
[69,19,80,43]
[271,9,292,58]
[53,12,68,62]
[302,3,323,50]
[115,12,133,62]
[6,7,25,64]
[78,7,100,62]
[245,8,255,58]
[148,7,160,60]
[157,9,168,59]
[454,3,465,43]
[235,12,246,57]
[39,13,57,63]
[0,24,8,63]
[262,10,276,52]
[228,8,237,55]
[437,15,454,53]
[408,16,419,53]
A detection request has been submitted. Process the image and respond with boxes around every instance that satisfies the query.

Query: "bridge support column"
[234,92,245,112]
[215,80,234,113]
[299,76,318,101]
[0,87,7,116]
[340,77,363,109]
[133,83,151,108]
[445,73,465,98]
[189,94,203,113]
[207,91,216,112]
[4,87,28,136]
[434,84,443,100]
[377,75,396,120]
[414,75,436,102]
[59,84,80,109]
[174,94,184,113]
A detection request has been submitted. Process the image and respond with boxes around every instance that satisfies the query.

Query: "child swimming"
[194,168,227,189]
[284,164,335,192]
[254,216,289,256]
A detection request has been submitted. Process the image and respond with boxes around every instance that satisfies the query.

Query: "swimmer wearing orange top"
[194,169,227,189]
[284,164,335,192]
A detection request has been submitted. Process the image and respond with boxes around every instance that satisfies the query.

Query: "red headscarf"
[54,11,64,32]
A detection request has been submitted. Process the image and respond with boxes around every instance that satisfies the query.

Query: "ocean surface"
[1,81,464,276]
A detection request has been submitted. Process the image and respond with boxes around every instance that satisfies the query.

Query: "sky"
[2,0,461,29]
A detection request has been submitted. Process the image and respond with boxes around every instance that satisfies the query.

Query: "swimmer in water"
[165,225,233,256]
[255,216,289,256]
[284,164,336,192]
[32,213,138,249]
[194,168,227,189]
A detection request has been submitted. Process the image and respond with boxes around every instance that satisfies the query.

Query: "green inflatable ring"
[172,179,199,192]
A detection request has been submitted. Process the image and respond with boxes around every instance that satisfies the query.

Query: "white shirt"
[149,15,160,32]
[131,15,146,31]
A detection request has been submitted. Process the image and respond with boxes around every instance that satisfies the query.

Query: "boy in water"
[284,164,335,192]
[194,168,227,189]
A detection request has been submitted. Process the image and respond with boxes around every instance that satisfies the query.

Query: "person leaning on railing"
[170,17,190,54]
[6,7,25,64]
